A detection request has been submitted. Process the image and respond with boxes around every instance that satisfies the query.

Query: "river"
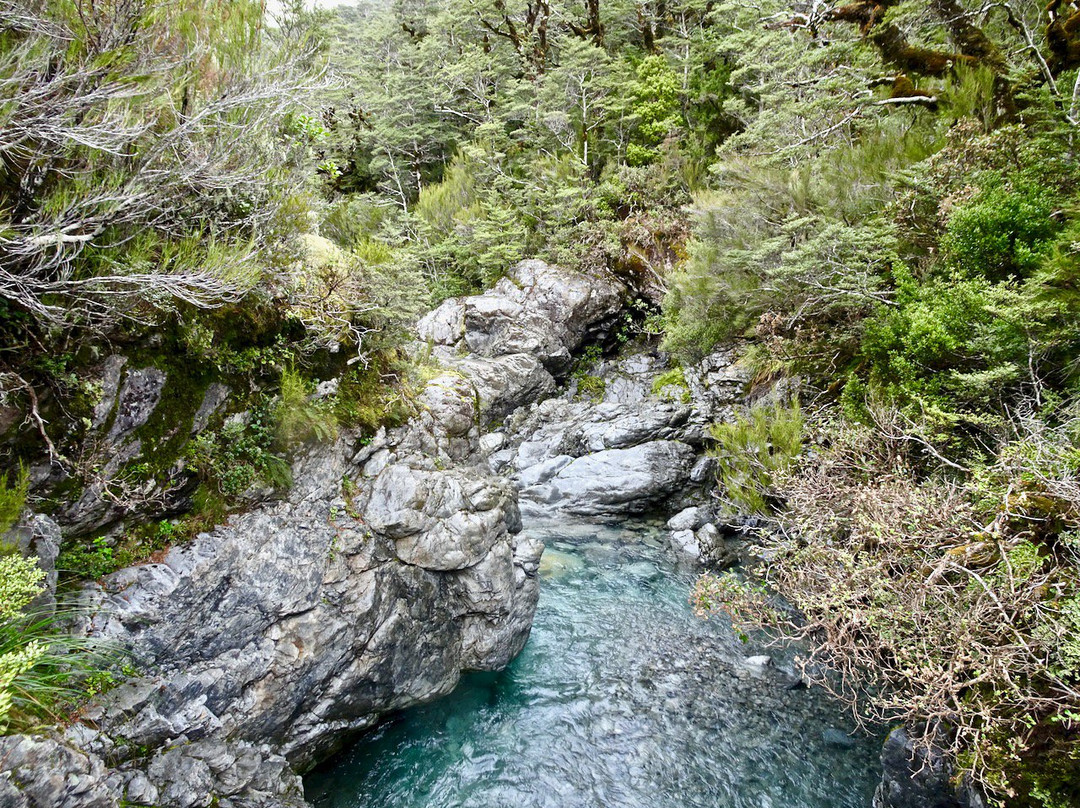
[305,520,881,808]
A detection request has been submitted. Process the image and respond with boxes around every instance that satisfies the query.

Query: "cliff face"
[0,260,626,808]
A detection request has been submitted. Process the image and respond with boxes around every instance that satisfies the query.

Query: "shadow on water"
[304,520,882,808]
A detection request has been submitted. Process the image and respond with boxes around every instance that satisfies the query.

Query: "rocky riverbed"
[0,259,969,808]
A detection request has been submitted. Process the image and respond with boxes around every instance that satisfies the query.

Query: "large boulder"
[85,428,540,775]
[520,440,697,516]
[417,259,625,376]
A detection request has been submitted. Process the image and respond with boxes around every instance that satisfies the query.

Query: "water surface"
[305,521,880,808]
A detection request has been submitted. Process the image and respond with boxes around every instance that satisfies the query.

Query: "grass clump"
[274,366,339,449]
[0,554,110,733]
[0,465,29,534]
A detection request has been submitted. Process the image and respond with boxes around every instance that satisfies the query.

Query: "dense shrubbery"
[652,0,1080,803]
[696,413,1080,804]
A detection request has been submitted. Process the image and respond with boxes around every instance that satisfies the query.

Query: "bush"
[0,465,28,534]
[695,416,1080,805]
[0,554,108,733]
[185,408,291,500]
[0,0,323,333]
[708,400,803,514]
[942,181,1060,281]
[274,367,339,449]
[858,268,1031,437]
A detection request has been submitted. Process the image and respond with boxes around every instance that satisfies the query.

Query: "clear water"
[305,521,881,808]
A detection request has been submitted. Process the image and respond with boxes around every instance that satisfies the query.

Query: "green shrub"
[274,366,338,449]
[708,400,803,514]
[0,465,28,535]
[185,407,291,500]
[333,359,417,433]
[859,268,1030,433]
[0,554,109,733]
[57,517,203,581]
[942,181,1060,281]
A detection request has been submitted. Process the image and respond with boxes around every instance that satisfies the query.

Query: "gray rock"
[105,366,167,444]
[874,728,985,808]
[667,507,705,532]
[515,455,574,488]
[191,383,231,434]
[90,355,128,430]
[448,353,556,422]
[363,463,520,571]
[743,655,772,668]
[669,528,700,560]
[417,260,625,376]
[537,441,697,516]
[689,456,718,484]
[683,348,748,419]
[0,734,121,808]
[478,432,507,455]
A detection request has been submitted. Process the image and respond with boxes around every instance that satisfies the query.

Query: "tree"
[0,0,326,332]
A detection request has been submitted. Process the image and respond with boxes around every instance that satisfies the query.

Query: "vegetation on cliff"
[3,0,1080,802]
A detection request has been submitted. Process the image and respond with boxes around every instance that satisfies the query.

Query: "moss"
[332,353,418,435]
[575,374,606,401]
[652,366,691,403]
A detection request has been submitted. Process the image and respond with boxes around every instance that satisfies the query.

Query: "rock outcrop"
[0,261,625,808]
[483,347,747,523]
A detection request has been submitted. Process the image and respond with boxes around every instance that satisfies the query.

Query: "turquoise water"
[305,521,881,808]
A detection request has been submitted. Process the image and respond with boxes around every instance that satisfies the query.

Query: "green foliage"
[0,555,45,623]
[626,56,683,166]
[859,269,1029,432]
[0,465,29,535]
[576,375,607,401]
[651,366,690,403]
[332,358,417,433]
[0,0,324,334]
[58,515,217,580]
[274,367,339,449]
[185,408,291,500]
[0,554,109,733]
[942,181,1061,281]
[709,401,803,514]
[570,344,607,401]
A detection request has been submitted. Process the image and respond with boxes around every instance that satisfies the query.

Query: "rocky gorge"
[1,260,965,808]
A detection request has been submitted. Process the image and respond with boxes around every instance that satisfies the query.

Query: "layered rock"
[485,347,747,521]
[0,261,624,808]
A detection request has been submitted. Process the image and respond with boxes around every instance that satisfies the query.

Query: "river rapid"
[305,520,881,808]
